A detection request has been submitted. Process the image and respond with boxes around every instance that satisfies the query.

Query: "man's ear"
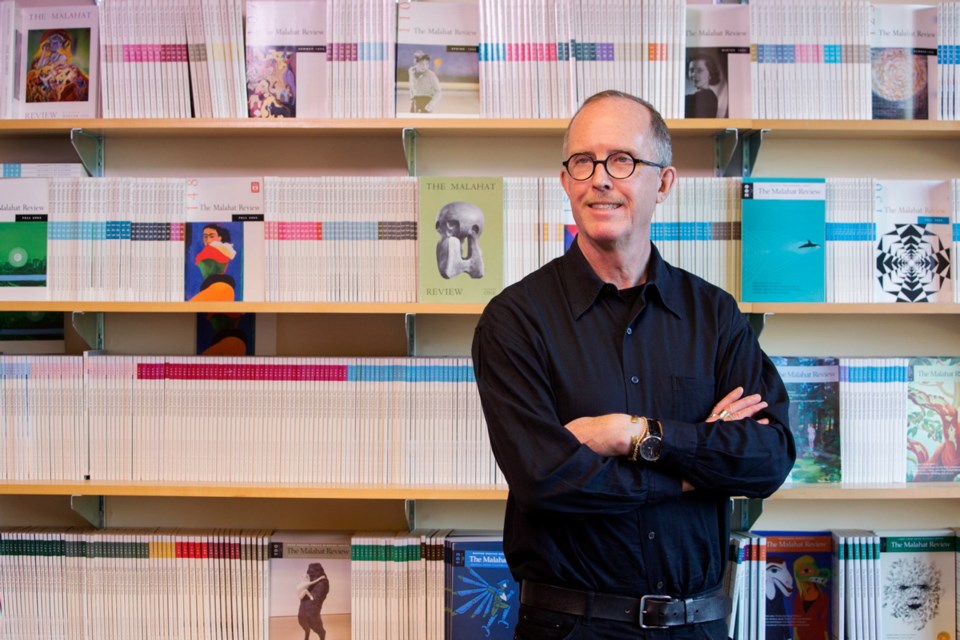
[560,168,573,199]
[656,166,678,204]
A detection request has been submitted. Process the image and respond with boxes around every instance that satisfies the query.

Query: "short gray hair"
[562,90,673,167]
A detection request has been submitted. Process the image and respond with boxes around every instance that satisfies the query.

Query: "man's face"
[560,97,674,251]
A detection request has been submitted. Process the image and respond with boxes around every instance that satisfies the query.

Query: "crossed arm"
[564,386,770,491]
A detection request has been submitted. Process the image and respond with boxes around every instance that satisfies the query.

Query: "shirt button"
[631,376,640,384]
[648,531,656,540]
[657,581,664,590]
[626,327,633,335]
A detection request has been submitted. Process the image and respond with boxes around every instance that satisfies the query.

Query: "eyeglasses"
[562,152,664,181]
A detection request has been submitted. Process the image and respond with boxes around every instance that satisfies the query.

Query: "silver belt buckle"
[639,594,674,629]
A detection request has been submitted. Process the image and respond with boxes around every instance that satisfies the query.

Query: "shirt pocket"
[670,375,716,423]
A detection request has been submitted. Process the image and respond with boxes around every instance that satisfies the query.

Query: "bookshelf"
[1,117,959,534]
[2,117,959,139]
[8,300,960,315]
[1,480,958,501]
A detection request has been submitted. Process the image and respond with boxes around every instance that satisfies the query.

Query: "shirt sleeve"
[659,300,796,498]
[472,298,684,516]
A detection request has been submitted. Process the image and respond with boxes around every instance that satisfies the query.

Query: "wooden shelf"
[0,117,747,138]
[0,481,507,500]
[3,481,958,501]
[770,482,960,500]
[751,118,960,139]
[0,301,488,314]
[751,303,960,315]
[8,117,958,140]
[7,300,960,316]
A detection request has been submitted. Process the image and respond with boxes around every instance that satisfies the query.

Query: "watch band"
[627,415,646,462]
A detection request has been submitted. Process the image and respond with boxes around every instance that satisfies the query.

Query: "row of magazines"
[0,353,958,486]
[3,174,960,305]
[3,0,960,119]
[1,526,958,640]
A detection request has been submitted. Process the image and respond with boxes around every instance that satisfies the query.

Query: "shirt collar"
[560,238,685,321]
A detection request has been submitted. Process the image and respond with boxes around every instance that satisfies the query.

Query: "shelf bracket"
[404,313,417,356]
[71,311,104,350]
[714,128,740,177]
[741,129,769,178]
[69,128,105,177]
[731,497,763,531]
[71,495,106,529]
[744,312,767,337]
[405,499,417,529]
[402,127,418,176]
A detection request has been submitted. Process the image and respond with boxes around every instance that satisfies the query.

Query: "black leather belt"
[520,581,731,629]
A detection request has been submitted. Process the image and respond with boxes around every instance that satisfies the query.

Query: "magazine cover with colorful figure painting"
[753,530,834,640]
[184,221,244,302]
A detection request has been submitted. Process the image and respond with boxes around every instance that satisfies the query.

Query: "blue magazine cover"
[444,533,519,640]
[741,178,826,302]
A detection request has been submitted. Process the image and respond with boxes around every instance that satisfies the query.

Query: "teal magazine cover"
[741,178,826,302]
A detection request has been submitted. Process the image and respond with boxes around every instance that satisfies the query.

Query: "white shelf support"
[71,311,104,349]
[402,127,419,176]
[405,499,417,529]
[70,495,105,528]
[69,128,105,177]
[741,129,769,178]
[745,311,769,337]
[405,313,416,356]
[731,497,763,531]
[715,128,740,177]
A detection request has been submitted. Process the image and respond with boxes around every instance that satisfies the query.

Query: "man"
[408,51,441,113]
[471,90,795,639]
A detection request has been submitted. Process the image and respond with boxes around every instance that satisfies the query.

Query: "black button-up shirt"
[471,239,794,599]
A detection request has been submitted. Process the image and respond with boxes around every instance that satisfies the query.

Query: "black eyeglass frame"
[562,152,665,181]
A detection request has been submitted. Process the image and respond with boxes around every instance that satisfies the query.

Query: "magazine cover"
[195,312,256,356]
[685,4,750,118]
[0,311,64,354]
[873,180,952,303]
[444,533,519,640]
[870,5,938,120]
[269,531,352,640]
[395,1,480,116]
[752,530,834,640]
[771,357,841,483]
[418,176,503,303]
[16,3,99,118]
[907,357,960,483]
[245,0,327,118]
[184,177,266,302]
[876,529,957,640]
[741,178,826,302]
[0,177,48,301]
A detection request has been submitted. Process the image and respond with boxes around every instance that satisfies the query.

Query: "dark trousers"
[514,603,729,640]
[411,96,432,112]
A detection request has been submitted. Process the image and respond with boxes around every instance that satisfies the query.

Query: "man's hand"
[564,414,635,457]
[563,386,770,459]
[706,386,769,424]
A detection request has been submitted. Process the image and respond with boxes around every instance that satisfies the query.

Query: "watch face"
[640,437,661,462]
